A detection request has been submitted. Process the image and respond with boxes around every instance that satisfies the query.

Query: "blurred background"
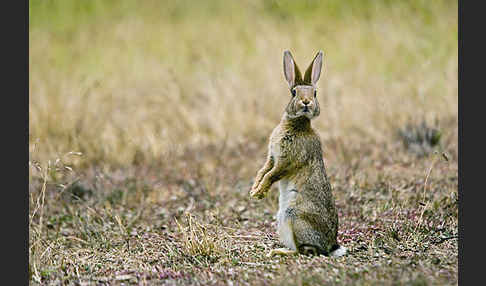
[29,0,458,167]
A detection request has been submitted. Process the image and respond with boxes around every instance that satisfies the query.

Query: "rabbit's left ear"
[304,51,323,85]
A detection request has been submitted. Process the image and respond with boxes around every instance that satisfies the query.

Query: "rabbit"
[249,50,346,258]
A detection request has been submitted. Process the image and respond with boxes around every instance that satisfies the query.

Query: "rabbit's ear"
[304,51,323,85]
[283,50,303,88]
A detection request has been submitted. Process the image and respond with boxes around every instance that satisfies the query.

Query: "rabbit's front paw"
[249,186,266,199]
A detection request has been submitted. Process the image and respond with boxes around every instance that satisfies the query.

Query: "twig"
[412,152,440,236]
[65,236,89,245]
[228,235,260,239]
[432,235,458,244]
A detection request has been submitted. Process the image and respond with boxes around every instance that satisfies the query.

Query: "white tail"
[329,245,347,257]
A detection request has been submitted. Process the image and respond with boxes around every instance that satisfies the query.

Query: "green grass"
[29,1,458,285]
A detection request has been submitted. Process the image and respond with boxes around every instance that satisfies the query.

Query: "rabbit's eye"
[314,90,317,97]
[291,89,296,97]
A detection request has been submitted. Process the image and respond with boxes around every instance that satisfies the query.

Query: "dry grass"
[175,213,225,258]
[29,1,458,285]
[29,0,457,166]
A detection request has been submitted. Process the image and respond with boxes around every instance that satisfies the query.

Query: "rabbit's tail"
[329,244,347,257]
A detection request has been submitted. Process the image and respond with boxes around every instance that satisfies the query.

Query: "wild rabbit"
[250,50,346,258]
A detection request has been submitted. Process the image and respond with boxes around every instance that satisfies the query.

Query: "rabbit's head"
[283,50,323,120]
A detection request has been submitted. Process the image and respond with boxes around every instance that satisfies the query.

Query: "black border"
[459,0,482,284]
[4,0,29,284]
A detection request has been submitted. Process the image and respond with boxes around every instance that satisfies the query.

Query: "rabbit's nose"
[302,100,310,106]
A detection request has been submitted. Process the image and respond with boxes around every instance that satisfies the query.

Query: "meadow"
[29,0,458,284]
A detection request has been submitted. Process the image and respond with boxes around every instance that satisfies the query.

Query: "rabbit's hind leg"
[297,244,322,256]
[292,216,330,256]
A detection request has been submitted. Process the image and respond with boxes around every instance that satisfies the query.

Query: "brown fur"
[250,50,344,257]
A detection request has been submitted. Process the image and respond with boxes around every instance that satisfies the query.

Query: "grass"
[29,0,457,285]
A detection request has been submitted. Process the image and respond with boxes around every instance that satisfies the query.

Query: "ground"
[29,123,458,285]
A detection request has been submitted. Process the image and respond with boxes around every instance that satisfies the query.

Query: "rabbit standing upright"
[250,50,346,258]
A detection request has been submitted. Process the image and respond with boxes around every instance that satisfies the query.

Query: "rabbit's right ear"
[283,50,303,88]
